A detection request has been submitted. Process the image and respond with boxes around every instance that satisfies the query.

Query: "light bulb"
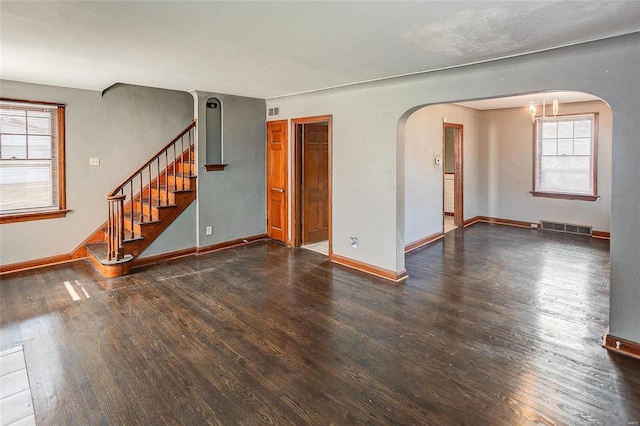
[529,101,536,122]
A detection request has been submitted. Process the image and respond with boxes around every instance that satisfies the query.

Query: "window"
[532,113,599,201]
[0,99,67,223]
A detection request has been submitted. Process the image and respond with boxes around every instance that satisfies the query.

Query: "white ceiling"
[1,1,639,99]
[456,91,603,110]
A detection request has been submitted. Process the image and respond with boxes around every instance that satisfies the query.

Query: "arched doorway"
[400,91,611,253]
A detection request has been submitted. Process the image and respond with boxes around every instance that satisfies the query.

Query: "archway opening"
[401,90,611,254]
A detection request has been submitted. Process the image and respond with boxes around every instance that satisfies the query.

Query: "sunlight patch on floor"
[63,280,91,302]
[0,346,35,426]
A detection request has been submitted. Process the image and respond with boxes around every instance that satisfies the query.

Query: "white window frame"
[532,113,599,202]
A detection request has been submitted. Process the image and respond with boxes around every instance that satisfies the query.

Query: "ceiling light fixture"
[529,93,559,123]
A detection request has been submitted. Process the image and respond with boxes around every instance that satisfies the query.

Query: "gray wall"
[266,33,640,343]
[403,99,612,248]
[404,104,480,246]
[0,81,194,264]
[0,81,266,263]
[479,100,612,232]
[191,91,266,249]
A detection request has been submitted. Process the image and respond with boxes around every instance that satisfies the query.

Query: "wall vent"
[268,107,279,117]
[540,220,592,236]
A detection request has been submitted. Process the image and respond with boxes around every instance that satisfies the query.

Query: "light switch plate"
[89,157,100,166]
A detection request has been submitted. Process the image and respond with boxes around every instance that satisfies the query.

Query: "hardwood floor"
[1,223,638,425]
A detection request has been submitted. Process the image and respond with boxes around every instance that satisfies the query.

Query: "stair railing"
[106,119,197,261]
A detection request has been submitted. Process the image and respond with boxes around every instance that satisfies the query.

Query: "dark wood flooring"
[1,223,638,425]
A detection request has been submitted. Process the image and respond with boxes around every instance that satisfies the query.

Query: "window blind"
[0,101,60,213]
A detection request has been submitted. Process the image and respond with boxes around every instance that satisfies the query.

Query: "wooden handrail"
[107,119,196,198]
[106,119,196,261]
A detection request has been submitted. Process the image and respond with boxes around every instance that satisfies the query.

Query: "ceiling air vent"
[540,220,592,236]
[268,107,279,117]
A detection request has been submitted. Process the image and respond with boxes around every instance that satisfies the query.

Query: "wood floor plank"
[1,223,639,425]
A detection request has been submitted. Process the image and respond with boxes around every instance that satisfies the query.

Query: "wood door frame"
[290,115,332,257]
[443,123,464,227]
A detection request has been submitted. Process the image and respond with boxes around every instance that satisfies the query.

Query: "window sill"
[203,164,228,172]
[0,209,70,224]
[530,191,599,201]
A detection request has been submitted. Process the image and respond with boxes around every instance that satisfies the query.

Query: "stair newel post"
[107,199,113,260]
[107,194,126,261]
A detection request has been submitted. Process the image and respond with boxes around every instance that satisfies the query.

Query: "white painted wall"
[267,33,640,343]
[479,100,612,232]
[267,87,404,273]
[404,104,480,246]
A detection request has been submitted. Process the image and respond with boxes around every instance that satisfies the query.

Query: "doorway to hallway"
[292,116,332,256]
[443,122,463,232]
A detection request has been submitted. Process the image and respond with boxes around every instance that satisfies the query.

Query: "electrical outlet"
[205,226,212,235]
[350,237,358,248]
[89,157,100,166]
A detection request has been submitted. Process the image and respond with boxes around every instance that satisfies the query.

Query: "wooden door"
[266,120,288,242]
[302,123,329,244]
[443,123,464,227]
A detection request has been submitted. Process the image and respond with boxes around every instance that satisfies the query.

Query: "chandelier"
[529,93,559,123]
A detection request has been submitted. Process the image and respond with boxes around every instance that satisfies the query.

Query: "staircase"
[85,120,197,277]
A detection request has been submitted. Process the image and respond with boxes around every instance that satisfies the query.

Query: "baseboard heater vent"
[540,220,592,236]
